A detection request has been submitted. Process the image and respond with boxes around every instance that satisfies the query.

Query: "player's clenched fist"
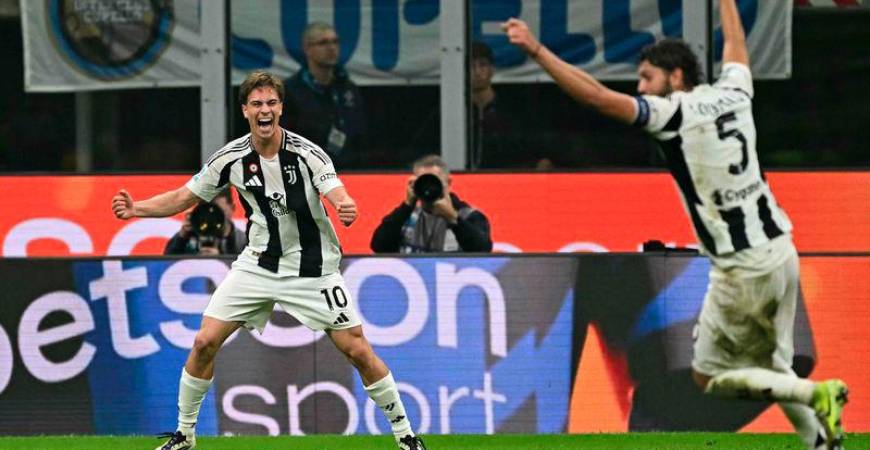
[336,198,358,227]
[112,189,136,220]
[501,18,541,56]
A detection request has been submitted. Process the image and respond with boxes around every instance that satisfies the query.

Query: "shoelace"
[156,431,187,447]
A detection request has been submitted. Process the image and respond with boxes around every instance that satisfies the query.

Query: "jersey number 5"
[716,111,749,175]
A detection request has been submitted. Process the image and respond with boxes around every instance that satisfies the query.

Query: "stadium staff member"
[503,1,847,449]
[163,189,247,255]
[280,22,366,169]
[112,71,427,450]
[370,154,492,253]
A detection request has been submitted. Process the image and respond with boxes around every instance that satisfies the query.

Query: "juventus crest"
[283,164,297,184]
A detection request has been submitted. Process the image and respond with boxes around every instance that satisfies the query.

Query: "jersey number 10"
[320,286,349,311]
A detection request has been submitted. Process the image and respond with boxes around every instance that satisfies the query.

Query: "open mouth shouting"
[256,117,274,134]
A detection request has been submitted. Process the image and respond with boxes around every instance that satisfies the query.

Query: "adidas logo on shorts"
[333,312,350,325]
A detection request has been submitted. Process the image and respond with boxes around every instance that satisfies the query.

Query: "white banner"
[22,0,791,92]
[22,0,202,92]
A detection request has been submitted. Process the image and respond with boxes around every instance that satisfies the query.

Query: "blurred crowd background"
[0,1,867,173]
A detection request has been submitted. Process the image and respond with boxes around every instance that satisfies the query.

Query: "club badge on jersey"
[283,164,297,185]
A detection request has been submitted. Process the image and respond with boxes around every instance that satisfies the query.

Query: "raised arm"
[501,18,637,124]
[112,186,199,220]
[720,0,749,66]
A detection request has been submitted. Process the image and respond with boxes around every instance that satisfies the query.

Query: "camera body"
[413,173,444,204]
[189,202,226,248]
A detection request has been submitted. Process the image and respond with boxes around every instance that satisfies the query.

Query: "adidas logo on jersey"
[333,312,350,325]
[245,175,263,187]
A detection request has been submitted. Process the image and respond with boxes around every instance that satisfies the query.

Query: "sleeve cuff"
[633,96,650,127]
[185,179,214,202]
[319,179,345,195]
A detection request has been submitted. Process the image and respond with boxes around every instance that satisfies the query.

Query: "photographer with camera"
[164,189,247,255]
[371,155,492,253]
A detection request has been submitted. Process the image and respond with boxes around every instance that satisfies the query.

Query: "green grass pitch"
[0,433,868,450]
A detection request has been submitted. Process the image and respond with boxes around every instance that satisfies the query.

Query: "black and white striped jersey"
[187,128,343,276]
[634,63,794,272]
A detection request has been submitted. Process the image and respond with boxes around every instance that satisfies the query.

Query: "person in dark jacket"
[164,189,246,255]
[281,22,366,169]
[470,41,550,169]
[371,155,492,253]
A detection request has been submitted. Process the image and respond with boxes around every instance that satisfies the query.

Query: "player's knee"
[191,334,221,361]
[344,342,375,368]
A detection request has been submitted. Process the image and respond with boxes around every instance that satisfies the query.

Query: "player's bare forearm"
[324,186,350,207]
[134,187,199,218]
[720,0,749,66]
[532,47,637,123]
[324,186,357,226]
[503,18,636,124]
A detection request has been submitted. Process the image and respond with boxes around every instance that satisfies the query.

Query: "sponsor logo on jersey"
[46,0,174,80]
[711,180,763,207]
[319,173,337,182]
[268,192,289,217]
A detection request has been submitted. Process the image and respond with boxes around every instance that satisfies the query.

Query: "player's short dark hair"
[239,71,284,105]
[639,39,703,89]
[472,41,493,65]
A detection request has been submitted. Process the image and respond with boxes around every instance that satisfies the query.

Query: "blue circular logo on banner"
[47,0,174,80]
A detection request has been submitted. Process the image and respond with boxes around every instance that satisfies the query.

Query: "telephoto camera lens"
[413,173,444,203]
[189,202,226,239]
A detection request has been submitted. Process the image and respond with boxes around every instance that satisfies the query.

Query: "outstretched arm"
[720,0,749,66]
[501,18,637,124]
[112,186,199,220]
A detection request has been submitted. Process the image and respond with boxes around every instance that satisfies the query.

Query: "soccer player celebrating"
[502,1,846,449]
[112,71,427,450]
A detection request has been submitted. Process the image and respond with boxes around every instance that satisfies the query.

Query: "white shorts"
[203,266,361,333]
[692,251,800,376]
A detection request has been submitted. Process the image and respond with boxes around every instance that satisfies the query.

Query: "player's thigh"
[693,282,734,376]
[203,268,276,333]
[693,271,776,374]
[275,272,361,331]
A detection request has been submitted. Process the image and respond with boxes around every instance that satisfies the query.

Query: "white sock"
[177,368,213,435]
[364,372,413,440]
[780,402,826,450]
[705,368,815,404]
